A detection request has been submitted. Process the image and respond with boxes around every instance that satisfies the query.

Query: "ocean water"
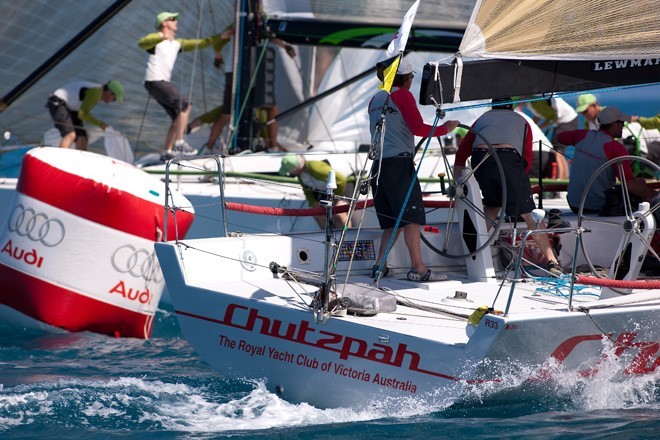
[1,302,659,439]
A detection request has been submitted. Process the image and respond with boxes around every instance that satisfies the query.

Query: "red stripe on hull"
[17,153,193,241]
[0,263,152,338]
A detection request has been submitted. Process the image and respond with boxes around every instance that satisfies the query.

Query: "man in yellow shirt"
[46,80,123,150]
[279,154,350,229]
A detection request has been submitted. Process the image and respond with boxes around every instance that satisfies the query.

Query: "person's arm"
[603,140,656,200]
[271,38,296,58]
[635,114,660,130]
[179,30,233,52]
[213,25,235,52]
[138,32,164,51]
[626,178,657,202]
[453,129,476,180]
[392,90,457,137]
[77,87,107,129]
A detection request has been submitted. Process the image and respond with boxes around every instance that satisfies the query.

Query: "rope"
[224,199,453,216]
[575,275,660,289]
[185,0,206,107]
[533,275,599,298]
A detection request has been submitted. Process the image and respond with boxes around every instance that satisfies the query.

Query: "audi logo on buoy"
[111,244,162,283]
[8,204,66,247]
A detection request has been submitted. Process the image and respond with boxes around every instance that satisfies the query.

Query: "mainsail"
[420,0,660,104]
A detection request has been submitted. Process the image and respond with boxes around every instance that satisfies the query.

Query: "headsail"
[460,0,660,61]
[420,0,660,104]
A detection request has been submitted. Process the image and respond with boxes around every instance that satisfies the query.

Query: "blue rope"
[534,275,600,298]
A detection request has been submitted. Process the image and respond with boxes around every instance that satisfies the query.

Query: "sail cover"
[460,0,660,60]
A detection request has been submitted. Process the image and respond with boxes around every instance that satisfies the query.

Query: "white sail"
[460,0,660,60]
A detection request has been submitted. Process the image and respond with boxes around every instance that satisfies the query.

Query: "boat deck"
[188,268,603,347]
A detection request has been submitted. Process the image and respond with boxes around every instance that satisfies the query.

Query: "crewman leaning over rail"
[279,154,350,229]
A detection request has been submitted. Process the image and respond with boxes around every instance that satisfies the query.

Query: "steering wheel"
[421,123,507,259]
[577,155,660,287]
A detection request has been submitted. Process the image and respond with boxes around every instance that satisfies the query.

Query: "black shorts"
[144,80,190,120]
[472,149,536,217]
[46,96,86,139]
[371,157,426,229]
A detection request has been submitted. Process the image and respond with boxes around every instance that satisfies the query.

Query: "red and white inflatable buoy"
[0,147,194,338]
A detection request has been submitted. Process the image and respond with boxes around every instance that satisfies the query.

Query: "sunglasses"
[167,16,177,22]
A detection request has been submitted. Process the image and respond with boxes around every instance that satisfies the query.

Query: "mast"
[0,0,133,112]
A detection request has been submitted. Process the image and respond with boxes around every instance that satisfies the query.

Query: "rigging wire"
[185,0,206,108]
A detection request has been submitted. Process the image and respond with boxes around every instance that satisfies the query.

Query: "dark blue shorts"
[371,157,426,229]
[472,149,536,216]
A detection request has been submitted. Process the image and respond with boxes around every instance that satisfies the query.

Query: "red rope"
[576,275,660,289]
[225,199,453,217]
[226,179,657,217]
[531,180,660,195]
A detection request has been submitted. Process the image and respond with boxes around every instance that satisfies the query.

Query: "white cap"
[397,59,414,75]
[598,106,631,125]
